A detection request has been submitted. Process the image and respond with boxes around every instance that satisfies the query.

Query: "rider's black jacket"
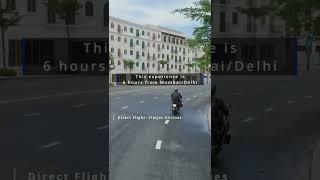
[212,96,229,129]
[171,92,182,103]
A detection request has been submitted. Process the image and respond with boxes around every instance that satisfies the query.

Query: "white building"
[109,16,203,79]
[0,0,108,74]
[213,0,320,67]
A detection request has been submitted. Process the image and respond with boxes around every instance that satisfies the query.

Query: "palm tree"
[0,8,22,68]
[123,59,134,74]
[48,0,82,71]
[159,60,169,74]
[109,54,115,84]
[48,0,82,41]
[185,63,197,73]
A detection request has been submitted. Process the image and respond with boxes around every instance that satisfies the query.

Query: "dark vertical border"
[210,0,214,177]
[106,0,110,176]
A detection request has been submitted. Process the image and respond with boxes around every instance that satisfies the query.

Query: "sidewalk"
[311,142,320,180]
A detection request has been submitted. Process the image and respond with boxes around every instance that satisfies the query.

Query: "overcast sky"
[109,0,200,37]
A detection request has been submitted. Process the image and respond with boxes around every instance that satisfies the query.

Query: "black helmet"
[174,88,178,92]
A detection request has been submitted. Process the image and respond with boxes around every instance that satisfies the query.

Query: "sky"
[109,0,200,37]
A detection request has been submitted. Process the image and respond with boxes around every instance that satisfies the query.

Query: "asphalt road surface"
[0,72,319,180]
[213,71,320,180]
[109,85,211,180]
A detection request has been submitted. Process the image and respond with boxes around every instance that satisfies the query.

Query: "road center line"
[155,140,162,150]
[154,97,159,99]
[120,106,128,110]
[243,117,254,123]
[41,141,61,149]
[288,100,295,104]
[139,100,144,104]
[96,125,108,130]
[24,113,40,117]
[72,104,85,108]
[165,120,170,125]
[193,96,197,98]
[264,108,273,112]
[186,99,190,101]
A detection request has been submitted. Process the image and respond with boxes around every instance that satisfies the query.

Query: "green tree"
[48,0,82,41]
[123,59,134,73]
[0,8,22,68]
[185,63,197,73]
[159,60,169,74]
[172,0,211,73]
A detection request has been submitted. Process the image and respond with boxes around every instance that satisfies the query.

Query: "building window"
[118,49,121,57]
[175,65,177,69]
[110,35,114,41]
[142,63,145,70]
[158,54,160,58]
[152,33,156,40]
[220,12,226,32]
[142,52,145,57]
[110,23,114,28]
[136,51,139,59]
[136,62,139,67]
[152,63,155,68]
[124,26,127,31]
[142,31,145,35]
[164,36,167,42]
[124,49,127,55]
[85,1,94,16]
[124,38,127,43]
[130,28,133,33]
[232,12,238,24]
[28,0,36,12]
[136,40,139,45]
[130,50,133,55]
[153,43,155,48]
[118,61,121,66]
[153,53,155,60]
[162,44,165,49]
[118,36,121,42]
[171,64,173,69]
[162,54,165,58]
[142,41,145,49]
[6,0,15,10]
[117,25,121,33]
[158,34,160,39]
[130,39,133,47]
[110,48,114,53]
[47,7,56,24]
[136,29,140,37]
[167,45,169,50]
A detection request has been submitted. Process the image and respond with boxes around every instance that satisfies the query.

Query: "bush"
[0,68,17,76]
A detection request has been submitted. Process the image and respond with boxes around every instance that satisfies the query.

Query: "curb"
[311,142,320,180]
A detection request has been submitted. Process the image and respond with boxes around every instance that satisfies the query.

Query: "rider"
[171,88,183,107]
[211,84,230,132]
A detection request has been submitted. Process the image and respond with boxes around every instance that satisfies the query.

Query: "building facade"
[0,0,108,74]
[213,0,320,66]
[109,16,203,78]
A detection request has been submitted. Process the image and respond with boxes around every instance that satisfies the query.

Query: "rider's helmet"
[174,88,178,92]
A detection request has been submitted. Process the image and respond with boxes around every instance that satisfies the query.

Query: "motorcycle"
[171,100,182,114]
[212,110,231,156]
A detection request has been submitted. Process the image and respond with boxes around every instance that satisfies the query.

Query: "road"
[213,72,320,180]
[0,76,109,179]
[109,85,211,180]
[0,72,319,180]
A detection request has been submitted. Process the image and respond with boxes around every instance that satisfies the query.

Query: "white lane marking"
[304,95,313,99]
[193,96,197,98]
[155,140,162,150]
[96,125,108,130]
[41,141,61,149]
[243,117,254,123]
[288,100,295,104]
[165,120,170,125]
[120,106,128,110]
[24,113,40,117]
[186,99,190,101]
[154,97,159,99]
[139,100,145,104]
[116,97,121,99]
[264,108,273,112]
[72,104,85,108]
